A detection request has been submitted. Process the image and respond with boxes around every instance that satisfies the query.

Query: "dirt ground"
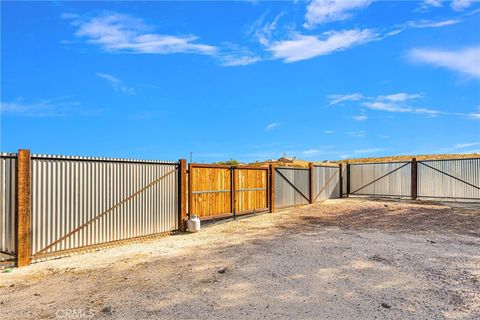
[1,198,480,319]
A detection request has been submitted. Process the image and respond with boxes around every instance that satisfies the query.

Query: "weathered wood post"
[269,164,275,213]
[178,159,187,232]
[309,162,314,204]
[339,163,343,198]
[187,163,193,220]
[230,166,237,219]
[16,149,31,267]
[411,158,418,200]
[346,162,351,197]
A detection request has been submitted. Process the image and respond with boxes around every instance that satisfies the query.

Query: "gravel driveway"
[1,198,479,319]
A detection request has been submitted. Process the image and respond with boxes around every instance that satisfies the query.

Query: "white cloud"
[406,19,461,29]
[421,0,476,11]
[249,12,286,46]
[409,47,480,78]
[379,93,423,102]
[362,101,413,112]
[268,29,376,63]
[68,13,218,56]
[454,142,480,148]
[330,91,480,120]
[0,97,95,117]
[328,93,364,105]
[301,149,321,155]
[469,112,480,119]
[452,0,476,11]
[347,131,367,138]
[220,55,261,67]
[353,115,368,121]
[304,0,374,28]
[354,148,383,154]
[265,122,280,131]
[324,130,335,134]
[96,72,135,95]
[423,0,443,7]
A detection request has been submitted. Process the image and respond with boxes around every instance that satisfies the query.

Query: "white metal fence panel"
[0,153,16,257]
[350,162,411,198]
[30,155,179,258]
[313,165,340,201]
[275,167,310,208]
[418,158,480,202]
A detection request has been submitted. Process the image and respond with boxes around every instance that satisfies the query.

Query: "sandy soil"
[1,198,479,319]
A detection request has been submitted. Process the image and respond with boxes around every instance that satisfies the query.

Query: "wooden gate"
[188,164,269,220]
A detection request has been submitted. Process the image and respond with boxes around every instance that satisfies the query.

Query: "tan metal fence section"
[418,158,480,202]
[313,165,340,201]
[274,167,311,209]
[348,161,412,198]
[0,153,16,264]
[30,154,179,260]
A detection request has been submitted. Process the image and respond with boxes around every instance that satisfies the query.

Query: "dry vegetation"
[1,198,479,319]
[250,153,480,168]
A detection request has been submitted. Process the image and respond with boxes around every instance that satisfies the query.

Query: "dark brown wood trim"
[309,162,314,204]
[188,163,193,218]
[339,163,343,198]
[16,149,31,267]
[269,164,275,213]
[411,158,417,200]
[178,159,187,232]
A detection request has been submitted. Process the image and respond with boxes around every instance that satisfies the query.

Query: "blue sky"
[1,0,479,163]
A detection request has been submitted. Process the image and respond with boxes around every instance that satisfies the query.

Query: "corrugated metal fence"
[313,165,340,201]
[347,158,480,202]
[418,158,480,202]
[2,150,479,267]
[349,161,412,198]
[30,155,179,260]
[0,153,16,263]
[275,167,310,208]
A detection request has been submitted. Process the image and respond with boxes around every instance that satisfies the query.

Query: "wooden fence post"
[269,164,275,213]
[411,158,417,200]
[188,163,193,219]
[178,159,187,232]
[231,166,236,219]
[16,149,31,267]
[339,163,343,198]
[309,162,314,204]
[346,163,351,196]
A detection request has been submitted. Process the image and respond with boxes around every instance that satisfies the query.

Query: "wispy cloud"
[304,0,374,28]
[347,131,367,138]
[328,93,364,105]
[422,0,476,11]
[452,0,476,11]
[64,12,261,67]
[408,47,480,79]
[330,91,480,119]
[454,142,480,149]
[301,149,321,155]
[0,97,97,117]
[66,13,218,56]
[324,130,335,134]
[265,122,280,131]
[354,148,383,154]
[97,72,135,95]
[267,29,376,63]
[353,114,368,121]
